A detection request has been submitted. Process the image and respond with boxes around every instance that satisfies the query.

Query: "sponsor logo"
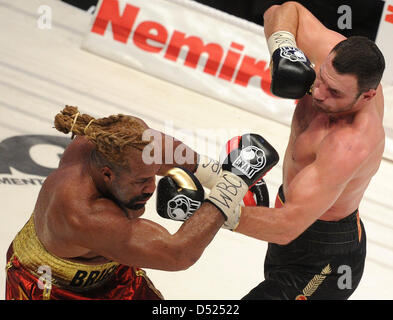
[295,264,332,299]
[385,4,393,24]
[0,135,69,185]
[233,146,266,179]
[167,194,201,221]
[90,0,274,97]
[279,46,307,63]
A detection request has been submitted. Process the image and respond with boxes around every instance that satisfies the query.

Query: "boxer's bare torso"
[263,1,385,222]
[284,86,385,221]
[236,3,385,243]
[33,137,113,264]
[30,134,217,270]
[237,76,385,243]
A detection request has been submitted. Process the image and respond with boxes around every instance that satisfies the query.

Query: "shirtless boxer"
[5,106,278,300]
[236,2,386,299]
[161,1,385,300]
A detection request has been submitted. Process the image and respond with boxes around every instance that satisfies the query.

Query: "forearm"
[165,202,225,270]
[152,131,198,175]
[159,143,198,175]
[263,2,300,39]
[264,2,316,99]
[235,206,295,245]
[157,137,222,190]
[115,203,224,271]
[177,202,224,244]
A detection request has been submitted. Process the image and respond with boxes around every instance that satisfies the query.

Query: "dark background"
[61,0,385,41]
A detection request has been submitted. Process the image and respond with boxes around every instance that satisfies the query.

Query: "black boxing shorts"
[242,185,366,300]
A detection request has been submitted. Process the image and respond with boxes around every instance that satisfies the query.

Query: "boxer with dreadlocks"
[5,106,278,300]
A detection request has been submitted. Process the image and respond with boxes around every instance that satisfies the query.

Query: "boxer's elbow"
[158,259,193,272]
[166,252,198,271]
[263,4,279,25]
[264,1,298,20]
[263,2,300,39]
[160,241,202,271]
[174,245,204,271]
[279,1,302,11]
[176,254,200,271]
[275,233,296,246]
[167,254,200,271]
[274,208,302,245]
[274,230,295,246]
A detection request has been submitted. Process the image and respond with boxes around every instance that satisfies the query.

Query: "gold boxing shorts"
[6,214,163,300]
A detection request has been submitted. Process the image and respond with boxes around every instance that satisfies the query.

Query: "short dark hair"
[331,36,385,93]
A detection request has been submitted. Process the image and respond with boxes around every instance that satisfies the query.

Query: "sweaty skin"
[33,132,224,271]
[235,2,385,245]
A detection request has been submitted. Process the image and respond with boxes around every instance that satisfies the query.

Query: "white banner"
[82,0,393,161]
[81,0,296,127]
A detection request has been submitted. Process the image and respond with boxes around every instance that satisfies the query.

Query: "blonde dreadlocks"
[54,105,151,167]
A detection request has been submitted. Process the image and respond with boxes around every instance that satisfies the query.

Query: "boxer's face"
[105,149,160,217]
[312,53,362,115]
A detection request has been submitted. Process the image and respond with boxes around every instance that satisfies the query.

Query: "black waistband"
[277,185,363,253]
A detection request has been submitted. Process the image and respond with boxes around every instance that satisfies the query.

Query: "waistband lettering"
[69,266,118,288]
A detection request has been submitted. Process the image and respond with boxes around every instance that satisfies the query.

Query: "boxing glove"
[221,134,279,186]
[244,179,270,208]
[156,167,204,221]
[156,173,270,229]
[222,179,270,230]
[206,133,279,229]
[268,31,315,99]
[194,154,222,190]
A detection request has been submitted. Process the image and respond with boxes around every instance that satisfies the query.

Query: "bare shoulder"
[58,136,94,167]
[42,178,125,258]
[327,128,369,157]
[321,115,384,172]
[43,169,93,226]
[49,177,161,242]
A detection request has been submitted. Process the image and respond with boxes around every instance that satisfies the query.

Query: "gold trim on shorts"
[12,213,120,291]
[134,268,164,299]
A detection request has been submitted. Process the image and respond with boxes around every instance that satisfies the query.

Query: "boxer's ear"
[101,166,114,184]
[360,88,376,102]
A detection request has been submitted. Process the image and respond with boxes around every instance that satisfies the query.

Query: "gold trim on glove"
[166,167,198,191]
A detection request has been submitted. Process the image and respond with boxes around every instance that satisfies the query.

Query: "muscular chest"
[290,109,330,169]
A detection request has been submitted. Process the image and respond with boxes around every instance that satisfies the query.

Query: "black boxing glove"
[244,179,270,208]
[268,31,315,99]
[156,174,270,229]
[206,133,279,229]
[221,133,279,186]
[156,167,204,221]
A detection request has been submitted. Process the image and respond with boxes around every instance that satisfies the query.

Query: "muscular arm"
[263,1,346,68]
[235,130,368,244]
[137,119,198,175]
[55,196,223,271]
[154,130,198,175]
